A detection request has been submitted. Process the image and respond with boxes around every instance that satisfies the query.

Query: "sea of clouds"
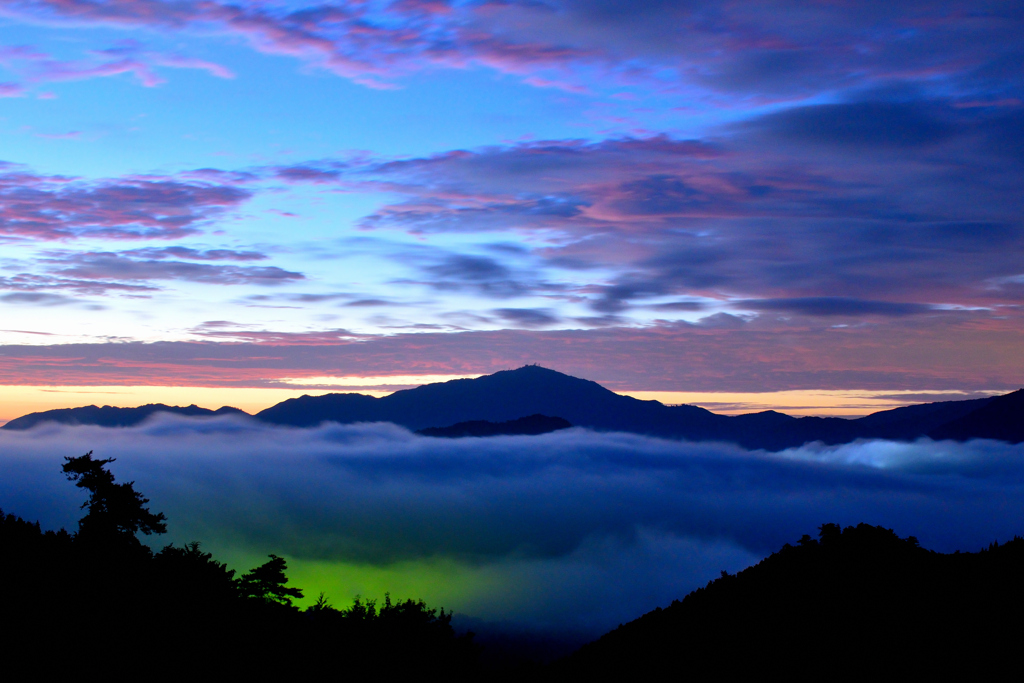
[2,415,1023,636]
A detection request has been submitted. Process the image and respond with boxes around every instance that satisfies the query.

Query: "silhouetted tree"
[239,554,304,606]
[2,453,482,676]
[62,451,166,551]
[154,541,239,608]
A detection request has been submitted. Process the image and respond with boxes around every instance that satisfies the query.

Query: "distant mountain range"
[2,403,247,430]
[4,365,1022,449]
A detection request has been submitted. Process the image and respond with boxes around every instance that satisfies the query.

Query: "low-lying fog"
[3,415,1023,637]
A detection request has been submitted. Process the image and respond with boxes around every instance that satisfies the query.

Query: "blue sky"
[0,1,1022,415]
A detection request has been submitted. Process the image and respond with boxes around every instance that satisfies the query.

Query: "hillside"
[558,523,1024,677]
[929,388,1024,442]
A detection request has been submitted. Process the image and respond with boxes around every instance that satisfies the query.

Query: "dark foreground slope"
[3,403,246,430]
[0,454,479,678]
[558,524,1024,678]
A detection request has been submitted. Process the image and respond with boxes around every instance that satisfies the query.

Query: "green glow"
[286,557,492,612]
[206,545,500,613]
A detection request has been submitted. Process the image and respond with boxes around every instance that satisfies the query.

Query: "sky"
[3,2,1024,637]
[1,0,1023,418]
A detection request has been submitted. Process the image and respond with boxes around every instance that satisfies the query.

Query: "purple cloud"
[0,312,1020,392]
[0,273,157,296]
[331,104,1024,314]
[0,41,234,90]
[121,247,268,262]
[47,252,303,286]
[493,307,560,328]
[0,0,1018,101]
[0,292,75,306]
[0,82,25,97]
[0,167,252,240]
[273,163,347,183]
[738,298,939,318]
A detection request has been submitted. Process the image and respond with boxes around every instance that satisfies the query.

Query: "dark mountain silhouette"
[2,403,246,430]
[928,388,1024,443]
[4,365,1019,449]
[556,523,1024,678]
[417,414,572,438]
[257,364,729,436]
[255,365,1010,448]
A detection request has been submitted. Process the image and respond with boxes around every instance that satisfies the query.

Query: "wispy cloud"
[0,317,1020,392]
[1,0,1019,103]
[0,166,252,240]
[0,273,157,296]
[0,291,75,306]
[737,298,939,317]
[0,41,235,92]
[325,108,1024,314]
[45,251,303,285]
[121,247,268,262]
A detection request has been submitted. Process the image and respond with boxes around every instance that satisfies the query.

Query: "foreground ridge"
[0,453,480,677]
[557,523,1024,677]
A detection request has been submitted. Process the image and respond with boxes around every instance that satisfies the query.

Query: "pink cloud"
[0,40,235,89]
[0,167,253,240]
[0,81,25,97]
[44,251,304,285]
[327,116,1024,312]
[1,0,1016,100]
[0,314,1020,392]
[0,272,157,296]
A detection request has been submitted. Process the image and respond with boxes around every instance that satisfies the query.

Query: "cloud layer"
[0,315,1021,393]
[3,0,1021,101]
[0,166,250,240]
[342,115,1024,315]
[2,415,1023,633]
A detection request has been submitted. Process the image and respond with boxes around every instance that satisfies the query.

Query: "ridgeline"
[4,365,1022,449]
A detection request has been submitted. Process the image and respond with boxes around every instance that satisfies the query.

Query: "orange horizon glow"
[0,382,1001,425]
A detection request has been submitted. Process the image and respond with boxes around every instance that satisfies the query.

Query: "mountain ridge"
[3,365,1018,449]
[2,403,246,430]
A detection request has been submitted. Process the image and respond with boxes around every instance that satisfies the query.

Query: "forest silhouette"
[557,522,1024,678]
[3,452,1024,677]
[0,452,479,677]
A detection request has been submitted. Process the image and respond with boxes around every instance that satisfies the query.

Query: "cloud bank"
[3,0,1021,102]
[2,415,1022,634]
[0,166,251,240]
[1,318,1020,393]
